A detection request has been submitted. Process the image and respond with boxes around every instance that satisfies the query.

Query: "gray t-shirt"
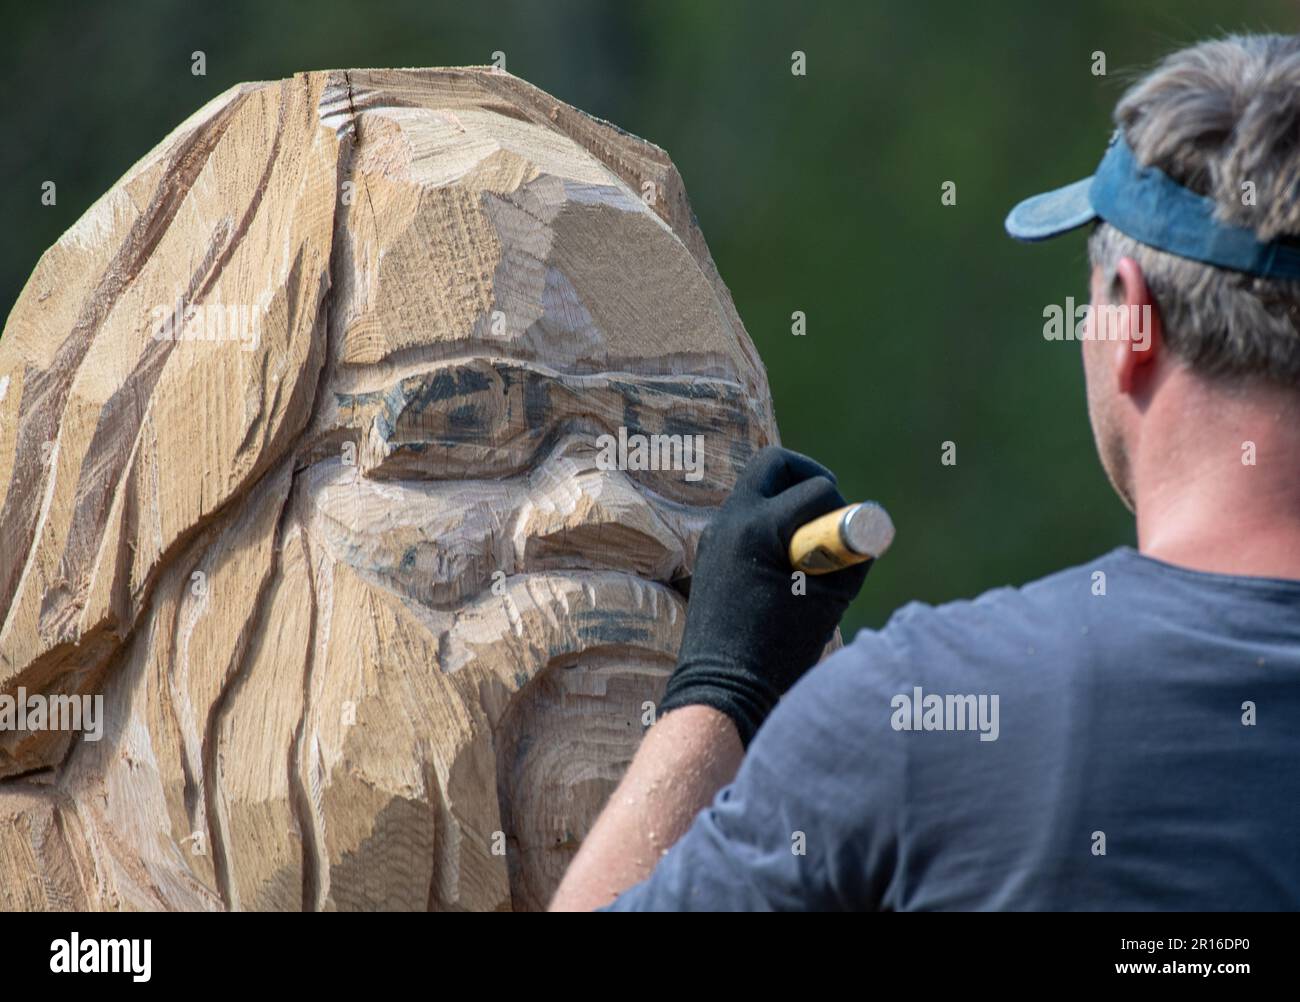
[605,547,1300,910]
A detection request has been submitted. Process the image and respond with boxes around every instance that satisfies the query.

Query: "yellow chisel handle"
[789,502,895,575]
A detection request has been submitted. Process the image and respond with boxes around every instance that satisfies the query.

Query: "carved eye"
[342,357,759,504]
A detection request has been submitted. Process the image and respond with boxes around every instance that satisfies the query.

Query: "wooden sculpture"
[0,68,776,910]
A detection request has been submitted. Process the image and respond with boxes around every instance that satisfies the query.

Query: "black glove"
[659,446,872,746]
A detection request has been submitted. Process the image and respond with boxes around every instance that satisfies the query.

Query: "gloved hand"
[659,446,873,747]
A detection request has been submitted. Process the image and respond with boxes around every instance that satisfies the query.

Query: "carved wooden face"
[0,69,774,911]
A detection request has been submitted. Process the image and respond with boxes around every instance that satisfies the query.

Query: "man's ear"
[1113,256,1163,396]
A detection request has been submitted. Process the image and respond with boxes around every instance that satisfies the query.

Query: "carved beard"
[294,393,746,911]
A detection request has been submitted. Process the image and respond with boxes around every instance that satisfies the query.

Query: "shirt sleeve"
[601,628,906,911]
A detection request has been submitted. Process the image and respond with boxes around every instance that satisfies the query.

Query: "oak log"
[0,68,777,911]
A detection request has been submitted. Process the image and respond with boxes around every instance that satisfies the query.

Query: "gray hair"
[1088,34,1300,386]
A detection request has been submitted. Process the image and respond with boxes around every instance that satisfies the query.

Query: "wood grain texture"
[0,68,777,910]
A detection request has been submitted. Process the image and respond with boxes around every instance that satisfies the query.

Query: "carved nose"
[513,456,691,583]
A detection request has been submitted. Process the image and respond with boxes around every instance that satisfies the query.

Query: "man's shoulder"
[840,547,1130,683]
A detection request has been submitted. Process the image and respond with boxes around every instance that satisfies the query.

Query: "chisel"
[788,502,895,574]
[670,501,895,597]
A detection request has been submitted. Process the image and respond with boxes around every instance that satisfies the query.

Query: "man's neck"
[1133,376,1300,581]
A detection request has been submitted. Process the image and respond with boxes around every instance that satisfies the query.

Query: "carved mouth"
[436,567,686,674]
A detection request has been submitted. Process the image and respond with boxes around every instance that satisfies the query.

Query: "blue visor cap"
[1005,133,1300,281]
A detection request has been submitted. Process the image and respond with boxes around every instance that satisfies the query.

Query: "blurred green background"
[2,1,1294,636]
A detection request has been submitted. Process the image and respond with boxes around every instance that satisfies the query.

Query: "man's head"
[1010,34,1300,517]
[1084,34,1300,507]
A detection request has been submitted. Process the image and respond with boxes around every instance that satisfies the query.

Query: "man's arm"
[549,705,742,911]
[549,446,873,910]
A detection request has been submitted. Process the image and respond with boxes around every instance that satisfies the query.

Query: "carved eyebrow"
[334,357,770,501]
